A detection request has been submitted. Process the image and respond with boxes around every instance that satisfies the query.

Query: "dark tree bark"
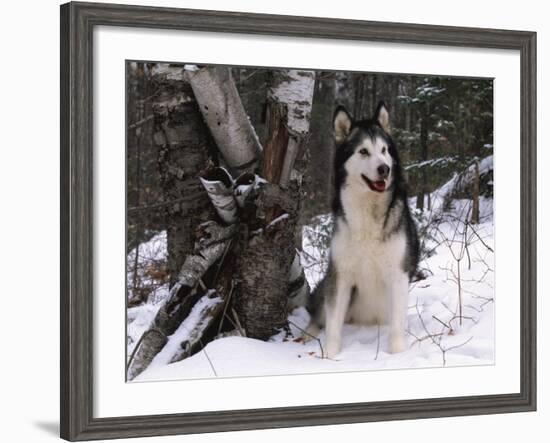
[416,105,429,211]
[233,69,315,339]
[152,67,216,287]
[353,74,367,120]
[301,72,336,222]
[234,183,300,339]
[126,63,164,254]
[471,159,480,224]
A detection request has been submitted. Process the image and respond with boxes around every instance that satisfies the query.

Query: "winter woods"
[126,62,494,380]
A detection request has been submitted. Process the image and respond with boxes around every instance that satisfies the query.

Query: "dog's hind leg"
[324,275,352,359]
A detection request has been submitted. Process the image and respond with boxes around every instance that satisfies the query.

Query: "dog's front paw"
[325,340,341,359]
[389,335,407,354]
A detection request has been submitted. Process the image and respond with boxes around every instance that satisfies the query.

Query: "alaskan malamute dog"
[306,101,419,358]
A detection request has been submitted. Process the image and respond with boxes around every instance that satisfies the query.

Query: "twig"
[128,114,154,130]
[288,319,325,359]
[198,278,208,292]
[432,315,451,330]
[467,221,494,252]
[222,313,243,336]
[444,336,474,353]
[199,338,218,377]
[212,239,233,286]
[231,307,246,337]
[217,282,235,335]
[127,193,205,214]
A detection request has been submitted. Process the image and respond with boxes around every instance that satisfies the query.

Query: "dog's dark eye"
[381,146,387,154]
[359,148,370,156]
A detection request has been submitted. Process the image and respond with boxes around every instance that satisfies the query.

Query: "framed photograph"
[60,1,536,441]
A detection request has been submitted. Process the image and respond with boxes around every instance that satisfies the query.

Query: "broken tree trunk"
[265,69,316,188]
[185,66,262,176]
[230,69,316,339]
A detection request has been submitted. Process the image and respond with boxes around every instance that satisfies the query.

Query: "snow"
[127,302,163,358]
[183,64,199,72]
[405,156,457,171]
[126,231,169,304]
[132,190,494,382]
[430,155,493,212]
[126,231,169,357]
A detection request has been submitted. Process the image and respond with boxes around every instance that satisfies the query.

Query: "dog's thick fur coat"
[306,102,419,358]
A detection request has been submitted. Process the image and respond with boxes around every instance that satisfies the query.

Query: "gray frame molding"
[60,2,536,441]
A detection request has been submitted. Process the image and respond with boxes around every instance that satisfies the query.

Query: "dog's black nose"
[377,164,390,178]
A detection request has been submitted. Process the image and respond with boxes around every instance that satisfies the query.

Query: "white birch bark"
[186,66,262,175]
[268,70,316,187]
[199,167,238,224]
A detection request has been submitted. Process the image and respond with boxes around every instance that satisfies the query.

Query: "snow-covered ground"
[126,231,169,357]
[128,185,494,382]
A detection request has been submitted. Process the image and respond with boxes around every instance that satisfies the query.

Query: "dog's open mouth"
[361,174,387,192]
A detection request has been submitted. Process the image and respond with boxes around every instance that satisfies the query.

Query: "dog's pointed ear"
[333,106,353,144]
[375,101,390,133]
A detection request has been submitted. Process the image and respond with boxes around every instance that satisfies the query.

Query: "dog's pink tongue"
[373,181,386,192]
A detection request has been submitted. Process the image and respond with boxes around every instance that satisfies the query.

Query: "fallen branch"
[167,290,226,364]
[127,221,236,380]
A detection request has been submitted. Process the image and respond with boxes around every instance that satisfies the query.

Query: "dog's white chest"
[330,191,407,324]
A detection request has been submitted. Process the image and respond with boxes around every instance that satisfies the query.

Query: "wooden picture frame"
[60,1,536,440]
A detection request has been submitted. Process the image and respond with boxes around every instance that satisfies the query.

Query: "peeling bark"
[267,70,315,187]
[199,167,238,224]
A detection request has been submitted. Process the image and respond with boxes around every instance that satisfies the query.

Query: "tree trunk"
[266,69,316,188]
[416,105,429,211]
[301,72,336,222]
[353,74,366,120]
[471,159,480,224]
[233,69,315,339]
[234,183,300,339]
[152,67,215,287]
[185,66,262,176]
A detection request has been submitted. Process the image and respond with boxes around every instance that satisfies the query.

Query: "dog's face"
[333,102,396,193]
